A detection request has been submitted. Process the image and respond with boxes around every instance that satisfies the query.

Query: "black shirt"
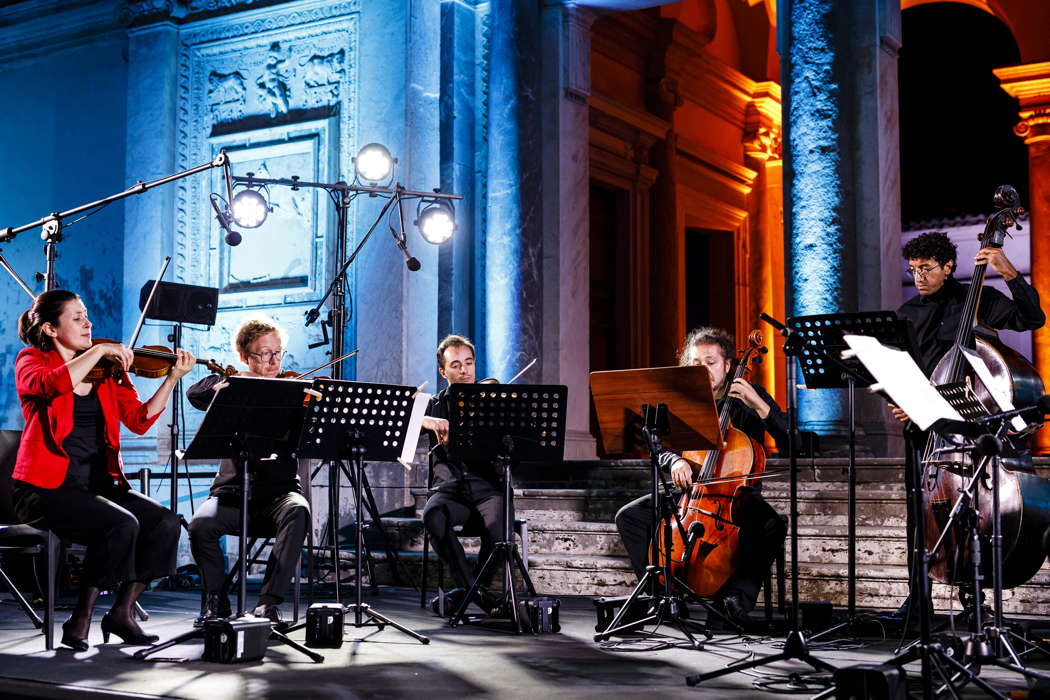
[425,386,502,490]
[186,373,301,502]
[896,276,1045,376]
[657,381,790,469]
[62,389,104,486]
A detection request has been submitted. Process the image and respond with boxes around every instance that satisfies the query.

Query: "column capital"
[744,81,782,163]
[995,61,1050,144]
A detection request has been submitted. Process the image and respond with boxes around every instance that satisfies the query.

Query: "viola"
[923,185,1050,588]
[273,349,359,380]
[652,330,767,596]
[85,338,234,381]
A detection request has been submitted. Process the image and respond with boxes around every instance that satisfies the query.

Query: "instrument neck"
[945,261,990,380]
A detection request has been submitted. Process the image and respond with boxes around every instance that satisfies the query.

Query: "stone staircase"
[362,457,1050,616]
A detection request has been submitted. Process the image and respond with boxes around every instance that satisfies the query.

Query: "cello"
[923,185,1050,589]
[653,330,768,596]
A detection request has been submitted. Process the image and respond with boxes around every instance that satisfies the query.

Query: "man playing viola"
[185,317,310,628]
[615,326,788,626]
[421,334,508,615]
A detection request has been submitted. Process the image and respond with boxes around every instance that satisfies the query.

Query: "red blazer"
[14,347,163,489]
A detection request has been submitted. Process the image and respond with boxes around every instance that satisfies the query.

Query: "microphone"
[210,196,241,246]
[388,222,420,271]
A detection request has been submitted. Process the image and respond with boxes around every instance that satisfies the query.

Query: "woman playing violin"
[185,316,310,628]
[12,289,193,651]
[614,326,788,628]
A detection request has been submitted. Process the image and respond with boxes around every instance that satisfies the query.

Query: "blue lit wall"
[0,34,129,428]
[784,0,847,434]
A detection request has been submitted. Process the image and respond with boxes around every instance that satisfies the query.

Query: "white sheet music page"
[399,390,432,468]
[842,334,963,431]
[959,345,1028,432]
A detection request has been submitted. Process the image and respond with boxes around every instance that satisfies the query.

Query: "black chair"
[0,430,60,650]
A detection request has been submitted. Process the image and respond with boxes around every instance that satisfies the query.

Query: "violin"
[85,339,235,381]
[652,330,767,596]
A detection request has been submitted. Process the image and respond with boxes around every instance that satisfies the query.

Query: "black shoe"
[60,619,90,652]
[194,592,232,628]
[252,603,288,632]
[708,594,749,632]
[100,613,159,645]
[476,588,507,617]
[430,588,466,617]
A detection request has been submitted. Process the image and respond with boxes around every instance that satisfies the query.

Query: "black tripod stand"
[589,366,732,647]
[687,313,836,686]
[286,377,430,644]
[442,383,566,633]
[136,377,325,663]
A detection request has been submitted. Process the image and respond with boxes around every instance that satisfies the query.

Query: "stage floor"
[0,588,1045,699]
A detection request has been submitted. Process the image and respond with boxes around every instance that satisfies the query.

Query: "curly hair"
[233,316,288,357]
[436,334,475,368]
[18,290,80,351]
[902,231,957,270]
[679,326,734,366]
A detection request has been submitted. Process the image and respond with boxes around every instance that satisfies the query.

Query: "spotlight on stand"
[230,188,269,228]
[354,143,395,185]
[415,200,456,245]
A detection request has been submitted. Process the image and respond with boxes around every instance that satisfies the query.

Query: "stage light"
[416,201,456,245]
[354,143,395,184]
[230,188,269,229]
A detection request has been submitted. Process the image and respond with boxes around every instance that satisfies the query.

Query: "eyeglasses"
[906,264,942,280]
[247,349,284,363]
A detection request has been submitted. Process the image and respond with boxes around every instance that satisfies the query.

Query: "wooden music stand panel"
[589,366,721,459]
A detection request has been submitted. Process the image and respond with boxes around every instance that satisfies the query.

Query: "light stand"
[687,313,836,687]
[229,173,461,597]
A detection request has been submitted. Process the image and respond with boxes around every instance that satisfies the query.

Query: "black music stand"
[444,383,567,633]
[788,311,914,640]
[135,376,323,663]
[589,367,726,648]
[290,378,430,644]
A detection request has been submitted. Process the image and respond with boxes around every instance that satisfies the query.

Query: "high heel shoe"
[60,620,90,652]
[100,612,159,645]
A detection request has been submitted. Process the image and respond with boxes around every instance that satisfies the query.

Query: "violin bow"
[295,349,360,379]
[129,256,171,348]
[506,357,537,385]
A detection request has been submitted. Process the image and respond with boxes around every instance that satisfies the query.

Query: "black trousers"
[615,486,786,612]
[187,491,310,604]
[12,480,181,589]
[422,475,509,590]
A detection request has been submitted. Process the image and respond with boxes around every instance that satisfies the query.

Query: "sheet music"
[399,390,432,468]
[959,345,1028,432]
[842,334,963,431]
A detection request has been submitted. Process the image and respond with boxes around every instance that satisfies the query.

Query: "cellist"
[614,326,789,626]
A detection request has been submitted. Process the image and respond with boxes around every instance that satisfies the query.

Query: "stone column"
[485,0,543,381]
[995,61,1050,454]
[540,3,598,458]
[782,0,901,453]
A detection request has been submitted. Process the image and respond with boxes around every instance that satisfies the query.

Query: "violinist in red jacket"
[12,289,193,651]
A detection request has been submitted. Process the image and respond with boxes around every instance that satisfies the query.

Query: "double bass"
[653,330,768,596]
[923,185,1050,589]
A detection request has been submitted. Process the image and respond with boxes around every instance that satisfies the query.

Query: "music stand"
[290,378,431,644]
[444,383,567,633]
[788,311,914,640]
[135,376,323,663]
[589,366,723,647]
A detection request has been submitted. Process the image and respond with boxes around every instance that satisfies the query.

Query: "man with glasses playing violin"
[185,317,310,629]
[614,326,789,629]
[892,231,1044,619]
[420,334,510,617]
